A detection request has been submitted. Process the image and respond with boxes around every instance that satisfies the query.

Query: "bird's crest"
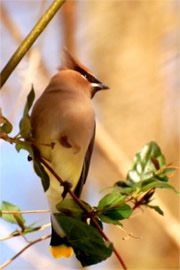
[59,48,91,75]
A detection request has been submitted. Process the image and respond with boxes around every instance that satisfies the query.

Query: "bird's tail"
[50,222,73,259]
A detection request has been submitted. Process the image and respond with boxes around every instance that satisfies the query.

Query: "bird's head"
[58,49,109,98]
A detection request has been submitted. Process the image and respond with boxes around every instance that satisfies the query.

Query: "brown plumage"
[31,49,109,258]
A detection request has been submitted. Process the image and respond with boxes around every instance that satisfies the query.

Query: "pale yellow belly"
[45,142,84,213]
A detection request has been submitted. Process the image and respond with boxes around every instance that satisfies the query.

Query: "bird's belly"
[45,142,84,213]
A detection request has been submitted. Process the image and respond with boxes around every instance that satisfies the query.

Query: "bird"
[31,49,109,259]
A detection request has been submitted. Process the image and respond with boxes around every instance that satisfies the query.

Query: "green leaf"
[0,117,13,134]
[147,205,164,216]
[1,201,26,227]
[58,215,113,266]
[19,116,32,139]
[140,179,179,194]
[21,224,44,235]
[24,86,35,114]
[33,159,50,191]
[19,86,35,139]
[56,199,84,219]
[11,226,36,237]
[127,141,166,185]
[101,204,132,221]
[140,178,155,188]
[15,139,50,192]
[98,193,125,210]
[154,175,168,182]
[113,182,136,195]
[142,189,155,204]
[54,215,113,267]
[15,141,34,158]
[7,222,44,238]
[114,181,131,188]
[163,168,176,174]
[99,215,122,225]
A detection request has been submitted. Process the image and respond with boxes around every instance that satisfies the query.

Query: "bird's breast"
[31,91,95,212]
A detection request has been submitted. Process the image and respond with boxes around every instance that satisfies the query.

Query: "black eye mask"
[74,66,101,85]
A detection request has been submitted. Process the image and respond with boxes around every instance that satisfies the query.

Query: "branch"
[0,234,50,270]
[39,157,91,214]
[39,157,128,270]
[0,133,54,149]
[0,0,66,88]
[91,216,127,270]
[1,210,50,215]
[0,223,51,241]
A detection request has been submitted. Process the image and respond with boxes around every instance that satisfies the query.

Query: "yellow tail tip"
[50,245,73,259]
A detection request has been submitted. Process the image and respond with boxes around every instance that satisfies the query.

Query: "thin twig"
[0,133,54,149]
[39,157,128,270]
[39,157,91,215]
[0,223,51,241]
[132,189,154,211]
[1,210,50,215]
[117,225,141,240]
[0,234,50,270]
[15,229,32,244]
[0,0,66,88]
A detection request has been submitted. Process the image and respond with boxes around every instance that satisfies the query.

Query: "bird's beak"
[100,83,109,90]
[91,82,110,98]
[91,82,110,91]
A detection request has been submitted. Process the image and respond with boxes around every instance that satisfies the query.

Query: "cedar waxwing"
[31,50,109,259]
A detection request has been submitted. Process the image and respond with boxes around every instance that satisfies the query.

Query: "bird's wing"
[74,123,96,197]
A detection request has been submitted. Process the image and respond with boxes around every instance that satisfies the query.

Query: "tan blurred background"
[0,0,179,269]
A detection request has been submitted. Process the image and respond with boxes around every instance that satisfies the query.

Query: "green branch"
[0,0,66,88]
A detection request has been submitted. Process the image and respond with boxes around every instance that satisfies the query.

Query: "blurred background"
[0,0,179,269]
